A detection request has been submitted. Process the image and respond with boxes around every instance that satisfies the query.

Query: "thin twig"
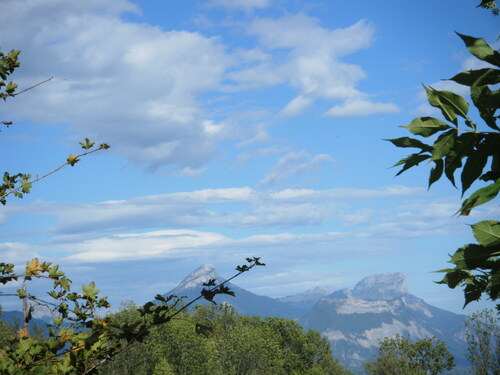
[1,145,107,201]
[13,76,54,96]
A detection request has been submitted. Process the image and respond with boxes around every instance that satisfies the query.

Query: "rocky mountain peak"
[352,272,408,301]
[326,288,353,300]
[305,286,333,295]
[176,264,222,291]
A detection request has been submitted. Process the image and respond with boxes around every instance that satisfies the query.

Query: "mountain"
[299,273,468,371]
[164,267,469,372]
[277,286,333,311]
[165,264,305,319]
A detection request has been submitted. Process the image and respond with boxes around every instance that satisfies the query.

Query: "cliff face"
[298,273,467,371]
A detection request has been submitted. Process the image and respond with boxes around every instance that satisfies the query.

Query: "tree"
[263,317,350,375]
[364,335,455,375]
[465,309,500,375]
[97,304,352,375]
[0,305,16,348]
[388,4,500,308]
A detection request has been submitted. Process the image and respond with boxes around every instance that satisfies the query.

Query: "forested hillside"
[97,304,351,375]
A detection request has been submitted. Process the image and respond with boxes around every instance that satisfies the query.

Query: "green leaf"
[424,85,469,125]
[461,150,488,196]
[67,154,79,166]
[464,282,484,307]
[471,220,500,247]
[457,178,500,215]
[79,137,95,150]
[450,243,498,269]
[201,288,216,303]
[82,281,99,299]
[428,159,444,188]
[436,269,469,288]
[470,85,499,131]
[195,323,213,338]
[450,68,500,86]
[401,117,451,137]
[456,33,500,67]
[385,137,433,151]
[431,129,456,160]
[442,132,477,187]
[392,154,431,176]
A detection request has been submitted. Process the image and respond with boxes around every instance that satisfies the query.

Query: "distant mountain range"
[1,265,468,372]
[166,264,306,319]
[165,265,468,372]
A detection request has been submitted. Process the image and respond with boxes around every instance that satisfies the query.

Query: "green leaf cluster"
[389,32,500,308]
[0,49,20,101]
[0,172,31,205]
[477,0,499,15]
[364,335,455,375]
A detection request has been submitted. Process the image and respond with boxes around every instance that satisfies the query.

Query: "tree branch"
[13,76,54,97]
[0,144,109,202]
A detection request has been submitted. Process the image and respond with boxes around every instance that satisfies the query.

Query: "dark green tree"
[98,304,351,375]
[364,335,455,375]
[465,309,500,375]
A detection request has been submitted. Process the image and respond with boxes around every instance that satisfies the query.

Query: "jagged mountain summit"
[165,264,305,319]
[352,272,407,300]
[173,264,223,291]
[298,272,467,371]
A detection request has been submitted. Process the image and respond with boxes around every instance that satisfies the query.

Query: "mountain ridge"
[165,265,468,372]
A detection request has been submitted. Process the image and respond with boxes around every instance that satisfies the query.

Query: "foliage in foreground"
[364,334,455,375]
[97,304,352,375]
[0,258,264,374]
[465,309,500,375]
[388,31,500,308]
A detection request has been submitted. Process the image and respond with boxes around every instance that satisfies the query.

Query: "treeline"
[97,303,352,375]
[1,302,499,374]
[92,306,500,375]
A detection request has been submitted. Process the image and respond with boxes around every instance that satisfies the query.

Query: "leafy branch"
[0,139,110,205]
[388,32,500,308]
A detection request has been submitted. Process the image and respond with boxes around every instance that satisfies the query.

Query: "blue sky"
[0,0,498,315]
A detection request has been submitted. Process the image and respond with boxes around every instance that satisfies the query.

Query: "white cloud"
[259,150,334,186]
[280,95,313,117]
[65,229,226,262]
[325,99,399,117]
[208,0,270,11]
[460,56,495,71]
[4,185,427,236]
[235,145,292,164]
[241,15,399,117]
[0,242,41,265]
[0,0,234,171]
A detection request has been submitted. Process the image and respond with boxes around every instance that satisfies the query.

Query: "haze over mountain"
[166,265,468,371]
